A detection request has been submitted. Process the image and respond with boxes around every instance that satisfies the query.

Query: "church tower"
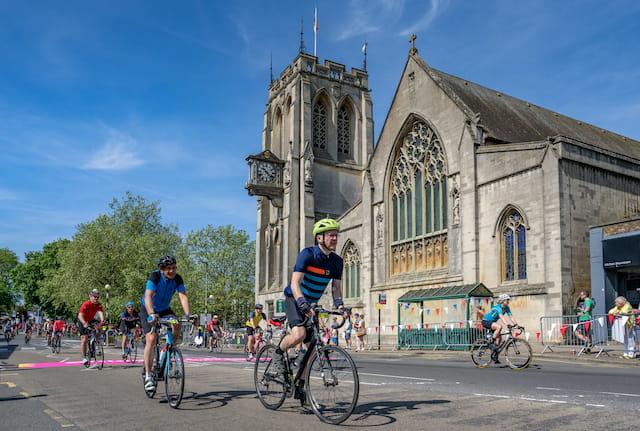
[246,52,374,313]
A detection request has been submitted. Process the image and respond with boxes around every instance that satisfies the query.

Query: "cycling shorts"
[481,320,494,330]
[284,295,313,343]
[139,307,175,335]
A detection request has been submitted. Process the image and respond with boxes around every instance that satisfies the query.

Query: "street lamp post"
[104,284,111,324]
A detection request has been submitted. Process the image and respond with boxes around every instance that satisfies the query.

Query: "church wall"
[558,145,640,313]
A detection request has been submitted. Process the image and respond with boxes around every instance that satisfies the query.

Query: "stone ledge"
[491,283,551,296]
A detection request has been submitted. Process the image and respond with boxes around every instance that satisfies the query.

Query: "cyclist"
[43,318,53,346]
[270,218,346,375]
[3,320,12,342]
[140,255,193,392]
[52,317,65,347]
[481,294,518,363]
[77,289,105,366]
[245,304,267,359]
[119,301,141,359]
[207,315,223,351]
[24,320,33,343]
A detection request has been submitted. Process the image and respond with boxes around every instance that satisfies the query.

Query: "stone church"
[245,38,640,337]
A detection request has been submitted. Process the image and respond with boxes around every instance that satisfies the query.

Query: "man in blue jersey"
[140,255,192,391]
[481,294,518,362]
[270,218,345,374]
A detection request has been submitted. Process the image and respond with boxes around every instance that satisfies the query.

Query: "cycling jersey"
[283,246,343,302]
[140,270,186,312]
[207,320,222,332]
[79,300,104,321]
[483,304,512,323]
[53,320,65,332]
[120,310,140,322]
[245,311,266,329]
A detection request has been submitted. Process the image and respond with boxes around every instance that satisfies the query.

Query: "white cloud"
[398,0,446,37]
[84,132,145,171]
[336,0,405,41]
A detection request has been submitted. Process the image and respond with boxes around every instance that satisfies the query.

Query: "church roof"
[413,55,640,160]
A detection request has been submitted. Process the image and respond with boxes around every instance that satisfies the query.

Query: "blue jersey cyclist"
[119,301,140,359]
[482,294,518,362]
[270,218,346,374]
[140,255,192,392]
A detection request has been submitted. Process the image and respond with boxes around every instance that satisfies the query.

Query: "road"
[1,335,638,430]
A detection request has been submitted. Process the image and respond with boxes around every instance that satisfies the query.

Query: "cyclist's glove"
[296,297,311,314]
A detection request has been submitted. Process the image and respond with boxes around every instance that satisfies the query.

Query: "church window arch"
[337,102,353,160]
[389,119,448,275]
[499,208,527,281]
[342,241,361,298]
[312,97,328,151]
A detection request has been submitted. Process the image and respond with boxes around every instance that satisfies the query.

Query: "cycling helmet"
[497,294,511,303]
[158,255,177,268]
[254,304,263,309]
[312,218,340,236]
[89,289,100,298]
[126,301,135,307]
[213,315,219,319]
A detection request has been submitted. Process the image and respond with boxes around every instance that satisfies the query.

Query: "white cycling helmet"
[497,294,511,303]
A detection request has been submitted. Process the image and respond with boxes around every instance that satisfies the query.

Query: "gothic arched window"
[312,100,327,150]
[500,209,527,281]
[343,242,361,298]
[337,104,352,159]
[390,120,448,275]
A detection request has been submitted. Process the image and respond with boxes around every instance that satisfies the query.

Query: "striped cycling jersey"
[284,246,343,302]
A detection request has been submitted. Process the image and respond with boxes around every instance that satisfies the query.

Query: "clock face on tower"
[257,162,277,183]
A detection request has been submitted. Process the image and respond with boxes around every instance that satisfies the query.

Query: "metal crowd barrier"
[539,313,640,358]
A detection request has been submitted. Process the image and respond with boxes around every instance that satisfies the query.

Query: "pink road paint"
[19,356,251,370]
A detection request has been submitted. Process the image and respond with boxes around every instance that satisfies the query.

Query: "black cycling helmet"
[158,255,177,268]
[255,304,263,309]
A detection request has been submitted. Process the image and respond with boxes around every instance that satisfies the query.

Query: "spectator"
[574,291,594,350]
[330,317,339,346]
[354,313,366,352]
[343,312,353,349]
[608,296,635,359]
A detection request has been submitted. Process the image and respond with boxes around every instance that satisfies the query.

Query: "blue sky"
[1,0,639,259]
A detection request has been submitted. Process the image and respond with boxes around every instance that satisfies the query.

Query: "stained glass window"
[501,208,527,282]
[312,100,327,150]
[343,242,361,298]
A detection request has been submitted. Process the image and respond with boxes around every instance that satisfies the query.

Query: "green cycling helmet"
[312,218,340,236]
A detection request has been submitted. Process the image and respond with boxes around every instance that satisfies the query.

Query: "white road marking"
[521,397,567,404]
[359,372,435,382]
[536,387,562,391]
[0,373,19,376]
[473,393,510,399]
[586,403,605,407]
[600,391,640,397]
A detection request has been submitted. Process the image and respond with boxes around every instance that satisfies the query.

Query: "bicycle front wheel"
[504,338,532,370]
[129,339,137,364]
[470,339,492,368]
[254,344,287,410]
[305,345,359,425]
[95,341,104,369]
[165,347,185,408]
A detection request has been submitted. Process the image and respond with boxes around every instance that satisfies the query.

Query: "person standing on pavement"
[77,289,105,366]
[353,313,366,351]
[574,291,594,350]
[343,312,353,349]
[608,296,635,359]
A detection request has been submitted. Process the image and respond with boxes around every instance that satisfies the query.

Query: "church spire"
[299,16,306,54]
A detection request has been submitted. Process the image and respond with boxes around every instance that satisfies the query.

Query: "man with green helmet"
[270,218,345,374]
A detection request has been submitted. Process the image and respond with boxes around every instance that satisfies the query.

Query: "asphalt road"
[1,335,639,430]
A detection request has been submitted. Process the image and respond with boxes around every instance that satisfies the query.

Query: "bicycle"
[471,325,532,370]
[123,330,138,363]
[208,331,224,353]
[254,307,359,425]
[84,323,105,369]
[246,328,266,361]
[141,316,187,409]
[24,330,31,345]
[51,331,63,354]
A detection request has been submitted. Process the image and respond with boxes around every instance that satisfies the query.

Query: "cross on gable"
[409,34,418,54]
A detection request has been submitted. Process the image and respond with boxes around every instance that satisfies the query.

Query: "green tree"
[48,192,180,321]
[180,225,255,326]
[0,248,19,312]
[11,239,71,317]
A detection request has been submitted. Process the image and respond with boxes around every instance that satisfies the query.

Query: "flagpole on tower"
[313,6,318,56]
[362,41,368,71]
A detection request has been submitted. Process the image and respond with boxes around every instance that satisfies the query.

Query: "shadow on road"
[350,399,451,426]
[177,390,256,410]
[0,344,18,361]
[0,393,48,402]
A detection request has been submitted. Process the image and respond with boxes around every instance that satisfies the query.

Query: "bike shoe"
[267,350,286,377]
[144,375,156,391]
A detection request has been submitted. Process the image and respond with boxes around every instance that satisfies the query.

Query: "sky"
[1,0,639,259]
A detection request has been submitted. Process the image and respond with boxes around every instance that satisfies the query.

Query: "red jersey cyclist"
[77,289,105,366]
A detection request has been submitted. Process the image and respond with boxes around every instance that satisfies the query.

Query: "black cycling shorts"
[77,320,100,336]
[139,307,175,335]
[119,320,138,334]
[284,295,313,343]
[482,320,494,330]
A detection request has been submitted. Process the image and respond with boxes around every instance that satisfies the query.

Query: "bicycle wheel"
[54,335,61,354]
[504,338,532,370]
[129,339,137,363]
[470,339,493,368]
[305,345,359,425]
[95,340,104,369]
[165,347,185,408]
[254,344,287,410]
[86,340,95,368]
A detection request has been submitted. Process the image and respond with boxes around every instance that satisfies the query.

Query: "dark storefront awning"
[398,283,493,303]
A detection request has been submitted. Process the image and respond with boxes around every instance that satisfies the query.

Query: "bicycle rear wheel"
[254,344,287,410]
[165,347,185,408]
[305,345,359,425]
[470,339,492,368]
[54,335,61,354]
[504,338,532,370]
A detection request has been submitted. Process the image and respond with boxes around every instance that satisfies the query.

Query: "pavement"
[1,335,639,430]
